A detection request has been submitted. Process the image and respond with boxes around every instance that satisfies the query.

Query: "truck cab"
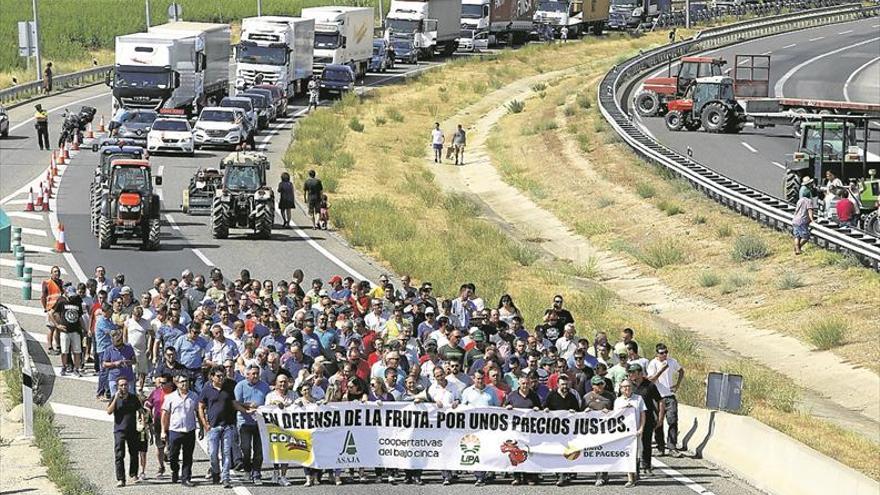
[534,0,580,35]
[460,0,490,36]
[235,17,315,100]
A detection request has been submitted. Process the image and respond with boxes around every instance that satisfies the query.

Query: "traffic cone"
[98,115,105,133]
[45,180,54,199]
[41,188,50,211]
[35,183,44,207]
[62,142,70,160]
[72,132,80,151]
[85,122,94,139]
[55,224,67,253]
[49,153,56,172]
[46,170,54,189]
[56,148,65,165]
[25,188,35,211]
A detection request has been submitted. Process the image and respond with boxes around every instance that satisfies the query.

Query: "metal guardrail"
[0,304,36,437]
[0,65,110,108]
[599,3,880,270]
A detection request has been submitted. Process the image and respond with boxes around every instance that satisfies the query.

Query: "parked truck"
[235,17,315,100]
[533,0,610,38]
[108,23,230,115]
[301,7,374,80]
[460,0,536,46]
[608,0,670,30]
[385,0,463,58]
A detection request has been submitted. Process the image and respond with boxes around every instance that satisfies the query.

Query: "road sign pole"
[145,0,151,29]
[257,0,262,16]
[32,0,42,83]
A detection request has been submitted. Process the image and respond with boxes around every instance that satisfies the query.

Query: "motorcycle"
[57,105,97,148]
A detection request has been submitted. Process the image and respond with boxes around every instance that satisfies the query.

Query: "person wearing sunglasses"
[646,343,684,458]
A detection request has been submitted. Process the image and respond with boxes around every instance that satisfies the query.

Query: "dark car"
[370,39,395,73]
[237,92,273,129]
[110,109,158,145]
[319,64,357,98]
[252,84,288,118]
[392,39,418,65]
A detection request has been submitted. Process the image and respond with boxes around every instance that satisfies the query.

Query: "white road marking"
[741,142,758,153]
[771,161,786,170]
[653,458,717,495]
[20,227,48,237]
[47,152,88,284]
[6,211,44,221]
[774,37,880,97]
[165,214,181,231]
[843,56,880,102]
[0,277,41,293]
[50,402,112,422]
[760,51,772,55]
[4,199,30,205]
[0,258,66,274]
[782,43,797,49]
[23,243,54,254]
[191,248,214,266]
[48,366,99,383]
[838,30,853,35]
[808,36,825,42]
[2,303,46,316]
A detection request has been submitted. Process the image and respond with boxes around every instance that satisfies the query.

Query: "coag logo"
[266,424,313,465]
[338,430,360,463]
[459,434,481,466]
[500,439,529,466]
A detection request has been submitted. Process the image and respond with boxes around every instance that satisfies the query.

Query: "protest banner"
[256,402,638,473]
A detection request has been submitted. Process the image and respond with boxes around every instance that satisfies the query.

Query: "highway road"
[0,48,764,495]
[632,16,880,199]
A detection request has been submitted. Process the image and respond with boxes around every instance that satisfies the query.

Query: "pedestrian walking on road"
[104,330,137,396]
[108,376,142,487]
[308,77,320,112]
[303,170,323,229]
[452,124,467,165]
[431,122,445,163]
[51,287,85,377]
[199,365,252,488]
[34,104,51,150]
[40,265,64,355]
[792,184,816,255]
[234,365,269,485]
[43,62,54,94]
[615,379,646,488]
[319,194,330,230]
[162,375,200,487]
[277,172,296,228]
[646,343,684,458]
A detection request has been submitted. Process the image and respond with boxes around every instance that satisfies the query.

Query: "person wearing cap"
[627,362,663,476]
[647,343,684,458]
[615,379,646,488]
[463,329,488,369]
[792,180,816,255]
[418,282,437,312]
[34,103,50,149]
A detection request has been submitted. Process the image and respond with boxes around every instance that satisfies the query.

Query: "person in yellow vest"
[40,265,64,354]
[34,104,50,150]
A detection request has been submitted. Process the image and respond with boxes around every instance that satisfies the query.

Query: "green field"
[0,0,380,75]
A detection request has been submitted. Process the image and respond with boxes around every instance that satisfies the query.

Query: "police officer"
[34,104,50,150]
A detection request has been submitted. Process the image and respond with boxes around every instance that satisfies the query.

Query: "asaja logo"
[337,431,360,463]
[459,434,481,466]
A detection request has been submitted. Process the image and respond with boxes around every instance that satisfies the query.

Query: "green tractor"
[783,116,880,235]
[210,151,275,239]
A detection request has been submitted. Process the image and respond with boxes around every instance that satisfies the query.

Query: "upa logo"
[337,431,360,463]
[459,434,481,466]
[500,439,529,466]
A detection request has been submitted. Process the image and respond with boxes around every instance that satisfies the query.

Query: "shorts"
[792,222,810,240]
[152,420,166,448]
[132,350,149,375]
[59,331,83,354]
[432,143,443,151]
[308,201,321,215]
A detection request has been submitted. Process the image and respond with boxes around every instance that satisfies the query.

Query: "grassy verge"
[34,406,99,495]
[2,358,23,411]
[486,69,880,372]
[283,33,879,479]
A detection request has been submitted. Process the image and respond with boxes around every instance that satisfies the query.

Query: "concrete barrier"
[679,404,878,495]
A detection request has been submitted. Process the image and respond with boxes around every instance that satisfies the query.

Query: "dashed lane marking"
[165,214,181,231]
[654,459,717,495]
[808,36,825,42]
[0,258,67,274]
[782,43,797,49]
[838,30,853,35]
[771,161,786,170]
[760,51,772,55]
[741,142,759,153]
[191,248,214,267]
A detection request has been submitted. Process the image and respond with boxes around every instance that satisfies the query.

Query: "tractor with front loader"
[210,151,275,239]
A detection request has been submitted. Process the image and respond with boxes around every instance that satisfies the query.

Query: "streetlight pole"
[32,0,42,83]
[257,0,262,16]
[145,0,151,29]
[685,0,691,29]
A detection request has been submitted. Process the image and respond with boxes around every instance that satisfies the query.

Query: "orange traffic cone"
[62,143,70,160]
[25,188,35,211]
[41,188,50,211]
[55,224,67,253]
[72,132,80,151]
[35,183,44,207]
[49,153,56,172]
[45,180,54,199]
[85,122,94,139]
[46,170,54,189]
[98,115,106,133]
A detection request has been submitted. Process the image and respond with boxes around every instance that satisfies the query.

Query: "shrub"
[510,243,541,267]
[531,82,547,92]
[637,239,686,269]
[386,107,405,122]
[805,318,848,350]
[635,182,656,198]
[348,116,365,132]
[576,92,593,109]
[597,196,615,208]
[715,224,733,238]
[692,215,707,224]
[521,119,558,136]
[776,271,805,290]
[573,256,601,279]
[698,272,720,288]
[731,235,770,261]
[657,199,684,216]
[373,115,387,126]
[563,104,578,117]
[506,99,526,114]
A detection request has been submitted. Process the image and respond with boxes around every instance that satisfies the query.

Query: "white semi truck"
[385,0,462,58]
[300,6,374,80]
[533,0,609,37]
[235,16,315,99]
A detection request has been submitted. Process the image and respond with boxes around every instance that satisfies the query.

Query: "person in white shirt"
[614,380,646,488]
[125,305,151,393]
[459,369,495,486]
[646,343,684,457]
[555,323,578,360]
[265,374,296,486]
[363,299,388,333]
[431,122,445,163]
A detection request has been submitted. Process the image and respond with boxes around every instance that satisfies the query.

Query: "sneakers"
[223,480,233,489]
[625,480,636,488]
[442,478,451,486]
[387,475,396,484]
[304,476,313,487]
[670,449,683,458]
[60,368,68,376]
[328,473,337,485]
[156,467,166,479]
[73,369,82,378]
[116,480,125,487]
[271,471,279,485]
[252,477,263,486]
[278,476,291,487]
[474,479,485,487]
[415,477,425,485]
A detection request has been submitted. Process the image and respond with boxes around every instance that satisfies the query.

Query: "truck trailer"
[608,0,670,30]
[460,0,536,46]
[235,16,315,100]
[386,0,463,58]
[301,6,374,79]
[532,0,610,38]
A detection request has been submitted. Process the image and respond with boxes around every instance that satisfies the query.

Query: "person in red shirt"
[835,190,856,227]
[366,337,385,367]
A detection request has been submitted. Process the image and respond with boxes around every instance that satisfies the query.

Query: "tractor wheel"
[254,202,273,239]
[142,218,161,251]
[211,197,229,239]
[861,210,880,236]
[701,103,729,133]
[783,171,800,204]
[665,110,685,131]
[635,91,661,117]
[98,216,114,249]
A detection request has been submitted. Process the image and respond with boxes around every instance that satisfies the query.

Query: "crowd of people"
[40,265,685,489]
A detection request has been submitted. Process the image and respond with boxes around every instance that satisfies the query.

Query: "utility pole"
[145,0,151,29]
[32,0,42,83]
[685,0,690,29]
[257,0,262,16]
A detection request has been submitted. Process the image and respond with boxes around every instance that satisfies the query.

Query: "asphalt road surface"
[632,16,880,199]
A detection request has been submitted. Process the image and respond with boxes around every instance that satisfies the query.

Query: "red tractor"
[95,159,163,250]
[663,76,744,134]
[635,56,726,117]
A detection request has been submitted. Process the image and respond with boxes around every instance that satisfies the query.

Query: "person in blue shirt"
[94,303,117,400]
[155,314,186,359]
[300,322,324,359]
[234,365,269,484]
[259,324,287,355]
[315,318,338,351]
[174,324,209,394]
[103,330,136,396]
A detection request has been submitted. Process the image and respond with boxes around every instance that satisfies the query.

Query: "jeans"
[114,431,139,481]
[208,425,235,482]
[231,426,243,467]
[96,351,109,397]
[169,430,196,482]
[654,395,679,451]
[239,424,263,479]
[640,419,655,471]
